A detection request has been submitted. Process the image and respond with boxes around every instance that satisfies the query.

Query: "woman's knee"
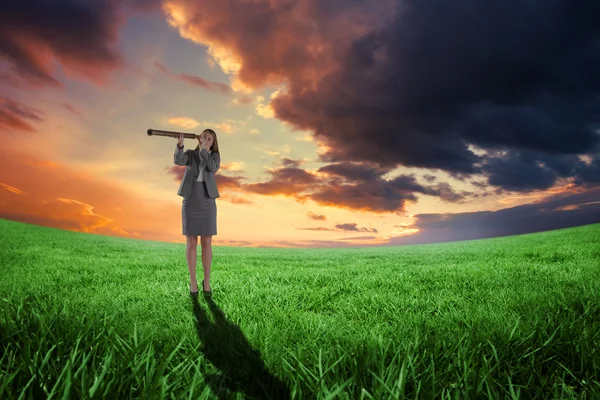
[186,235,198,246]
[200,236,212,247]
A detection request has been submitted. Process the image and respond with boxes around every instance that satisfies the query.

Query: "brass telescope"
[146,128,201,139]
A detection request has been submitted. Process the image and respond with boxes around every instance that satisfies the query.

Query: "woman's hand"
[176,132,184,148]
[198,134,209,151]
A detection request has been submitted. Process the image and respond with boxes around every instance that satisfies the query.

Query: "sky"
[1,0,599,248]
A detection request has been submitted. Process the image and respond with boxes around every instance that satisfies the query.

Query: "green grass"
[1,218,599,399]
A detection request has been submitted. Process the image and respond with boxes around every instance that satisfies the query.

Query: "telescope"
[146,128,201,139]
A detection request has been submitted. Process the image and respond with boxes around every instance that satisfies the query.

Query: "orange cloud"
[161,0,395,92]
[0,144,182,243]
[219,194,254,205]
[307,211,326,220]
[0,182,27,195]
[168,117,200,129]
[220,161,245,172]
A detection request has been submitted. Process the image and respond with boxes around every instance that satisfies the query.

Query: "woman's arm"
[199,149,220,172]
[174,144,190,166]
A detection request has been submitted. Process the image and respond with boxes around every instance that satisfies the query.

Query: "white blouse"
[196,150,211,182]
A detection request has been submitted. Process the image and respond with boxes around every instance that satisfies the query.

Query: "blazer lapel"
[193,150,201,177]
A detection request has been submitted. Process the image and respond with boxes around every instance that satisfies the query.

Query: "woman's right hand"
[176,132,184,148]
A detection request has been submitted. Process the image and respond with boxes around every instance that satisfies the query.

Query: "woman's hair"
[194,128,220,154]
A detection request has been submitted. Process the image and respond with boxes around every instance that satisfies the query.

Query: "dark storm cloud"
[574,154,600,186]
[388,186,600,246]
[0,0,160,87]
[270,0,600,190]
[482,150,559,191]
[481,150,600,192]
[163,0,600,217]
[241,163,464,213]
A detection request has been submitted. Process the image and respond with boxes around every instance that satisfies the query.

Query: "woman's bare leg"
[186,235,198,291]
[200,236,212,290]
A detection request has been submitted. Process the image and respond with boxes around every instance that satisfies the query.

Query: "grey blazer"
[174,144,220,198]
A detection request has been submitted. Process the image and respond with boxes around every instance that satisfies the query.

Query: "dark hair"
[194,128,220,154]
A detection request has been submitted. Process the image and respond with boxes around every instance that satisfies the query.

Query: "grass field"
[1,218,599,399]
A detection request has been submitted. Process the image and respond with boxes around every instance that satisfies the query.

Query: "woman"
[173,129,221,296]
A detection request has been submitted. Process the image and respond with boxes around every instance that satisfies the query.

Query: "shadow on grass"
[190,293,291,400]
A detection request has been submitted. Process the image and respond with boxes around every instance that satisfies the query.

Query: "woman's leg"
[186,235,199,291]
[200,235,212,290]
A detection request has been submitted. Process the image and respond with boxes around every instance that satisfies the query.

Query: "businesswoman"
[173,129,220,296]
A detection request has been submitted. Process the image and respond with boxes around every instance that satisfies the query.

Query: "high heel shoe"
[202,279,212,296]
[190,281,199,296]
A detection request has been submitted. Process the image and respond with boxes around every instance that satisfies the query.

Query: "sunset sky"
[1,0,599,248]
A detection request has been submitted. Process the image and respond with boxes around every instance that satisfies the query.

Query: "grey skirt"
[182,181,217,236]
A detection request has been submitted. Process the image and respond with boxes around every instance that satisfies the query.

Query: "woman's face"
[202,132,214,149]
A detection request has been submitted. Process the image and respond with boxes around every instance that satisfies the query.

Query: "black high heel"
[202,279,212,296]
[190,281,199,296]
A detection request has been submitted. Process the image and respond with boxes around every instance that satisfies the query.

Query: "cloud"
[256,96,275,119]
[388,186,600,246]
[310,162,468,212]
[335,235,378,241]
[0,182,27,195]
[63,103,82,116]
[154,62,232,94]
[245,167,319,197]
[296,222,376,233]
[574,153,600,186]
[280,157,304,168]
[334,223,378,233]
[0,0,160,87]
[164,0,600,192]
[165,115,243,134]
[255,90,282,118]
[307,211,326,221]
[218,194,254,205]
[166,165,185,181]
[220,161,245,172]
[0,144,183,243]
[0,96,44,132]
[231,95,254,105]
[211,162,466,214]
[168,117,200,129]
